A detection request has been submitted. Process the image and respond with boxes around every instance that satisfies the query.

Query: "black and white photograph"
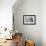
[23,15,36,25]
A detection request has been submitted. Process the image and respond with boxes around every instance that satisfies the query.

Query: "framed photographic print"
[23,15,36,25]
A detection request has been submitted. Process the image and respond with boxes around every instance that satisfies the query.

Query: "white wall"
[13,0,46,46]
[0,0,16,30]
[41,0,46,46]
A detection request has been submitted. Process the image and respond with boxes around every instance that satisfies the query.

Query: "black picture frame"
[23,15,36,25]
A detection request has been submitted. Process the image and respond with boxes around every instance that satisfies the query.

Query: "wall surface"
[13,0,41,46]
[0,0,16,29]
[41,0,46,46]
[13,0,46,46]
